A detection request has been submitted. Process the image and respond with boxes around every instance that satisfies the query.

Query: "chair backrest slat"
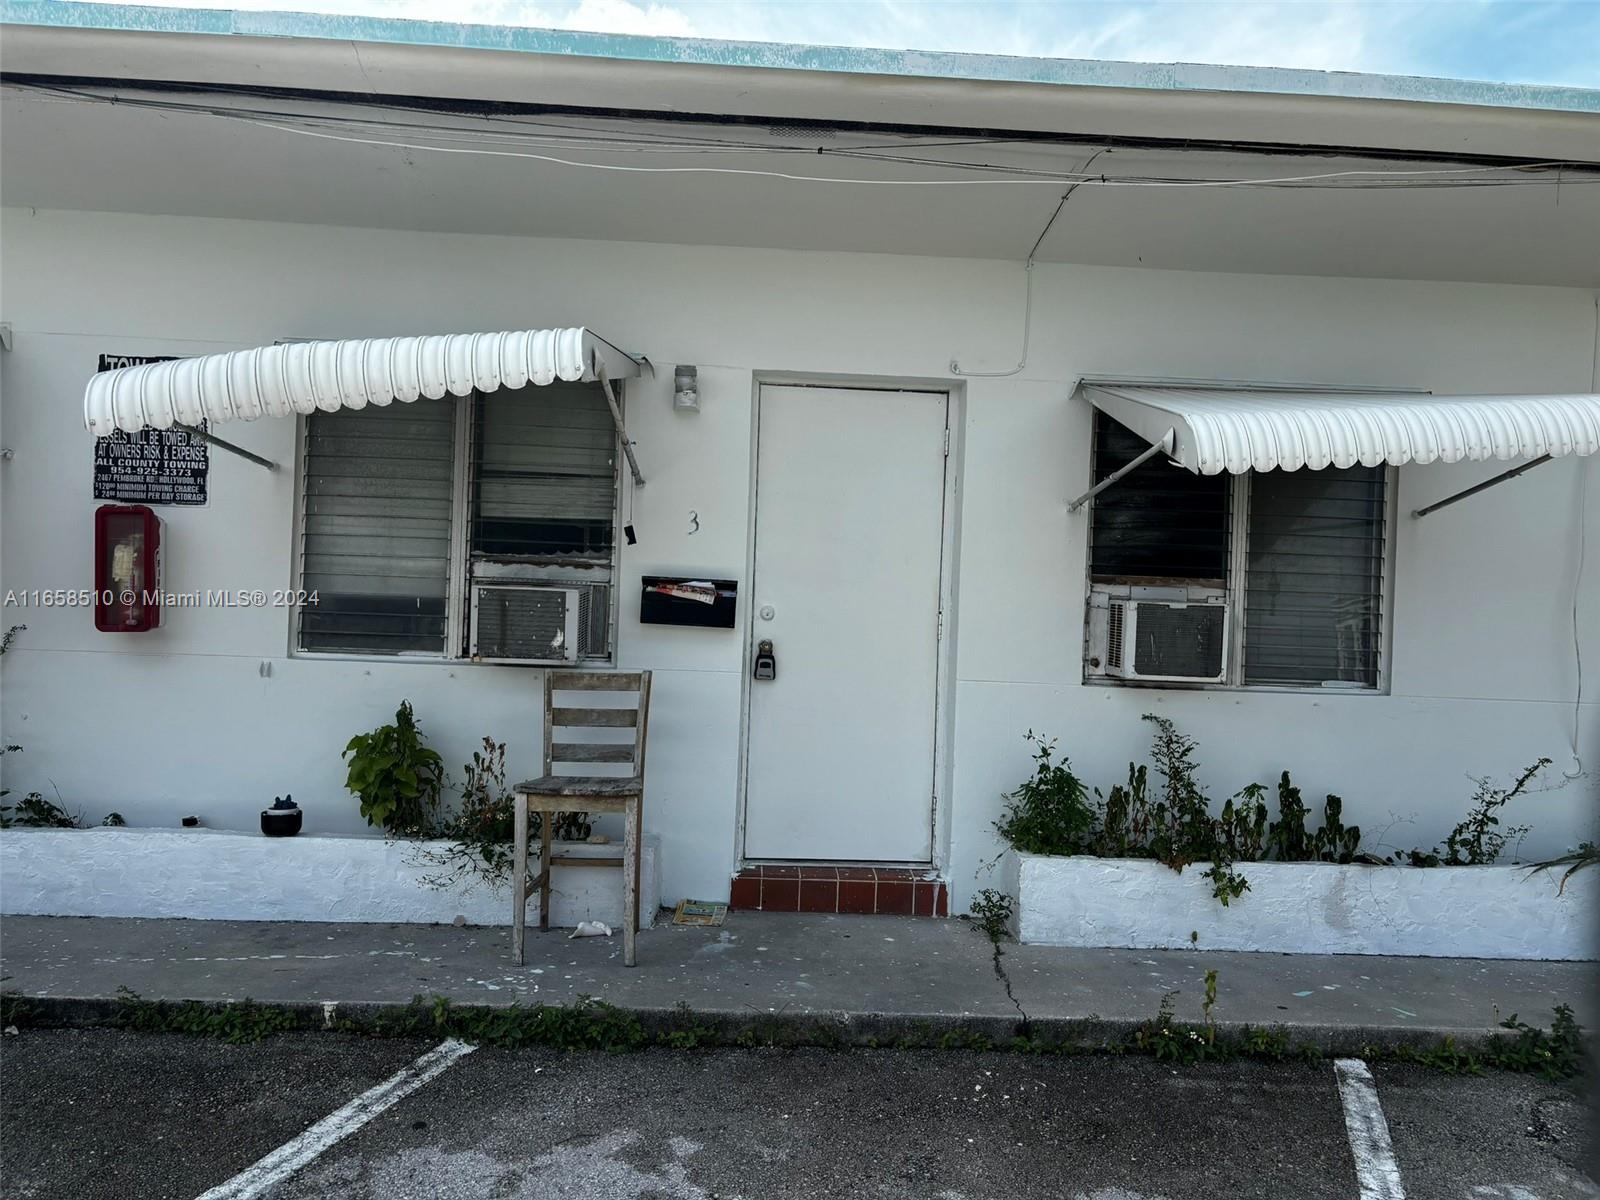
[551,741,637,764]
[543,670,652,777]
[552,671,645,691]
[552,707,637,728]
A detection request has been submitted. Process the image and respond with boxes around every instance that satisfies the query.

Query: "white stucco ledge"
[0,828,659,930]
[1007,852,1598,961]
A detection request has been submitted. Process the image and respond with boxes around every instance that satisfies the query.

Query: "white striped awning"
[1080,384,1600,475]
[84,327,640,436]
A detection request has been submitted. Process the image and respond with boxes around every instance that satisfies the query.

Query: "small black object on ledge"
[261,794,302,837]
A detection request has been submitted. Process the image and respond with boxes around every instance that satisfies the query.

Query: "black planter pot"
[261,802,303,837]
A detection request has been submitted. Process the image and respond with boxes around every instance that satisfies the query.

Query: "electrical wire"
[950,149,1106,378]
[9,81,1598,192]
[237,119,1600,190]
[1570,294,1599,780]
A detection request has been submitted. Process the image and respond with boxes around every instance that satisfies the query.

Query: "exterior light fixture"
[673,364,699,412]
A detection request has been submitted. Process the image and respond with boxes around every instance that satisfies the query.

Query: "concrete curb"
[0,991,1530,1057]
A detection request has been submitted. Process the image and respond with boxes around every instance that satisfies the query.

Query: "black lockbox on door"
[640,576,738,628]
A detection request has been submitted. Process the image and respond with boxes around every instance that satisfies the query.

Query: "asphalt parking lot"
[1,1029,1594,1200]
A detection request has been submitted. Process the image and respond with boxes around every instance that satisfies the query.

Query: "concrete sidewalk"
[1,913,1591,1050]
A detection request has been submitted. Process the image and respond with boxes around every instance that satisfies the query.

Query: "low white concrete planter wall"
[1010,852,1597,960]
[0,828,659,930]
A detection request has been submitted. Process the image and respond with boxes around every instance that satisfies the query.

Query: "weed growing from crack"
[6,987,1582,1082]
[968,888,1031,1039]
[112,987,301,1044]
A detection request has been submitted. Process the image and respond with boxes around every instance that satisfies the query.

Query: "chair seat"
[515,774,644,798]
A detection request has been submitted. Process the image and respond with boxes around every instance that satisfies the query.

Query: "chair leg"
[631,796,643,936]
[623,799,640,968]
[539,814,554,932]
[511,793,528,965]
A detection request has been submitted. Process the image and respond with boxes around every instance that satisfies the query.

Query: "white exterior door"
[743,384,949,863]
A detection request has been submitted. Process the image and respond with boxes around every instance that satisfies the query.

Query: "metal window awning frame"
[1068,379,1600,517]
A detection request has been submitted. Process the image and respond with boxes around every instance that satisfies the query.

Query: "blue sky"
[133,1,1600,87]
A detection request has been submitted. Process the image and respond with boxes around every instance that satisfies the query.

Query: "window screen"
[1090,415,1229,581]
[470,382,617,560]
[298,399,454,654]
[1243,466,1386,687]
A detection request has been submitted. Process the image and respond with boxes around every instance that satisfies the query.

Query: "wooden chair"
[511,670,651,967]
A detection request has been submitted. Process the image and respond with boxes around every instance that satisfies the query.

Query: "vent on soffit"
[765,124,839,140]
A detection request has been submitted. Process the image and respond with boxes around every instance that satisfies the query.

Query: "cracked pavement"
[2,1028,1596,1199]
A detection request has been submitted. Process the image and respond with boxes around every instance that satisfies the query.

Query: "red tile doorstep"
[799,879,840,912]
[875,880,915,916]
[838,880,877,914]
[761,878,800,911]
[733,865,949,915]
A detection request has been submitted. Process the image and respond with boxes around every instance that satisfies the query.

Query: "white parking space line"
[1335,1057,1406,1200]
[193,1038,476,1200]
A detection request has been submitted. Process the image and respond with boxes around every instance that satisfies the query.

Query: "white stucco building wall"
[1,206,1595,910]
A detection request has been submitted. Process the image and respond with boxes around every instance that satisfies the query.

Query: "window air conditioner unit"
[1092,595,1228,684]
[470,584,581,664]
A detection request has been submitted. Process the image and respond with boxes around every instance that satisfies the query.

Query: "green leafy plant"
[1486,1005,1585,1081]
[419,738,524,888]
[969,888,1014,942]
[1312,794,1362,863]
[1524,842,1598,894]
[994,733,1097,856]
[1095,762,1149,858]
[418,737,593,889]
[1393,758,1550,867]
[343,701,445,835]
[0,791,82,829]
[1219,784,1268,862]
[1266,771,1313,861]
[1143,715,1214,869]
[113,987,300,1044]
[968,889,1029,1036]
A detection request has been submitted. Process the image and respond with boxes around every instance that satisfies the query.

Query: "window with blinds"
[1243,466,1386,687]
[296,382,623,660]
[1088,413,1388,689]
[298,398,455,655]
[1090,416,1229,582]
[470,382,617,561]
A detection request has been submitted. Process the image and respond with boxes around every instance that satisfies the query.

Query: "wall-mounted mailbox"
[640,576,737,629]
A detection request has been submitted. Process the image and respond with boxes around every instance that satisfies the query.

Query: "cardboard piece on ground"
[673,900,728,927]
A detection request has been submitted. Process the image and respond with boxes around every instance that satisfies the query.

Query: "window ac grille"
[473,585,574,662]
[1132,602,1226,679]
[573,582,611,659]
[1105,601,1126,671]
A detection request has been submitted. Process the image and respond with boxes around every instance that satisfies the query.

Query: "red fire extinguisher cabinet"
[94,504,163,632]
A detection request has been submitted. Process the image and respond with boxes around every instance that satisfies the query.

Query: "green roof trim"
[4,0,1598,115]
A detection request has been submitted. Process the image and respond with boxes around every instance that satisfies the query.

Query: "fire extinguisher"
[94,504,163,632]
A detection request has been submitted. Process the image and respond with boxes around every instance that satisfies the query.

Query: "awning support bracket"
[1411,454,1553,518]
[177,423,278,472]
[597,365,646,489]
[1066,429,1175,512]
